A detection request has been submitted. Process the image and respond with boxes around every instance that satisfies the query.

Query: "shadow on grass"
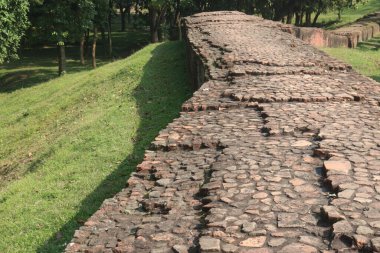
[0,69,54,93]
[0,47,106,93]
[314,19,340,29]
[370,75,380,82]
[358,39,380,51]
[36,41,191,253]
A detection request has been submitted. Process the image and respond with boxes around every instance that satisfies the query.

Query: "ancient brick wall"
[281,26,352,48]
[284,12,380,48]
[332,12,380,48]
[66,11,380,253]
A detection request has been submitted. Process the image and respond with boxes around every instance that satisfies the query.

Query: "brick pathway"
[66,11,380,253]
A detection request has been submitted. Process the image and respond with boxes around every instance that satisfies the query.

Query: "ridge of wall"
[282,12,380,48]
[65,11,380,253]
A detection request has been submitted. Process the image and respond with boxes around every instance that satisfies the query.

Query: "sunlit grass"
[317,0,380,29]
[0,41,191,253]
[322,36,380,82]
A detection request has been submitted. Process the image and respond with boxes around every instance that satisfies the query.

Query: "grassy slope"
[317,0,380,29]
[317,0,380,83]
[0,41,191,253]
[0,19,149,184]
[322,37,380,82]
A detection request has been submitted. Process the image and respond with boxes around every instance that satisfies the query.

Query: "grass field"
[322,36,380,82]
[0,41,191,252]
[317,0,380,29]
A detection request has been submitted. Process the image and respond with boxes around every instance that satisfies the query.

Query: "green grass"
[317,0,380,29]
[0,16,149,183]
[322,36,380,82]
[0,41,191,252]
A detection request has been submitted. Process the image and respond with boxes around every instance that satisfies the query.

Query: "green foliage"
[31,0,97,44]
[92,0,109,27]
[0,0,29,64]
[148,0,170,8]
[253,0,368,23]
[187,0,372,25]
[72,0,96,36]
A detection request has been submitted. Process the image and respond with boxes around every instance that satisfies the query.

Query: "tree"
[31,0,96,75]
[108,0,114,58]
[72,0,96,65]
[39,0,71,75]
[145,0,170,43]
[117,0,133,31]
[169,0,194,39]
[312,0,329,26]
[332,0,366,21]
[180,0,367,27]
[92,0,109,68]
[0,0,29,64]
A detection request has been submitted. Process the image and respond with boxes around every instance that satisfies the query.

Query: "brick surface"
[66,11,380,252]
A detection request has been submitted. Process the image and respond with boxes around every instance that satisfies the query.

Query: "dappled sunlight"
[0,22,149,93]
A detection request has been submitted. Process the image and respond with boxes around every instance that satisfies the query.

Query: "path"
[65,11,380,253]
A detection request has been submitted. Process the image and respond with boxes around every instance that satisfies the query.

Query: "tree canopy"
[0,0,29,64]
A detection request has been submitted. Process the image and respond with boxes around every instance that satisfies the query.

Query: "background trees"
[117,0,133,31]
[0,0,29,64]
[29,0,108,74]
[0,0,370,72]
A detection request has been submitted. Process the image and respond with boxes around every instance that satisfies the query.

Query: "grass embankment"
[317,0,380,29]
[0,18,149,184]
[322,36,380,82]
[0,41,191,252]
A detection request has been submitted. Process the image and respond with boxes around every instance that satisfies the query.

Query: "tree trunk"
[108,27,113,58]
[84,29,90,57]
[58,43,66,76]
[169,0,181,40]
[92,27,98,69]
[237,0,244,11]
[127,5,131,23]
[300,11,304,26]
[273,9,284,21]
[149,6,159,43]
[80,34,85,65]
[305,11,312,26]
[101,27,106,42]
[313,10,322,26]
[286,14,293,24]
[100,26,107,57]
[176,9,182,40]
[120,5,126,32]
[247,3,254,15]
[108,0,113,58]
[158,27,163,42]
[295,13,301,26]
